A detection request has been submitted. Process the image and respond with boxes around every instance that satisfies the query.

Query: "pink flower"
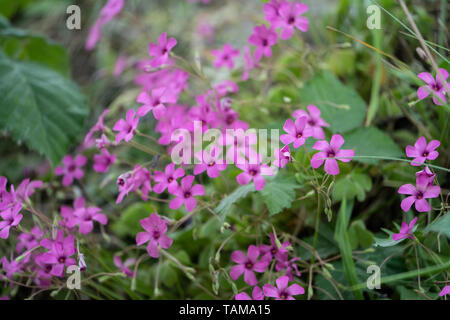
[416,166,435,185]
[392,217,418,241]
[169,176,205,212]
[60,197,84,230]
[439,285,450,297]
[230,245,270,285]
[263,0,288,26]
[136,213,173,258]
[16,178,43,203]
[39,234,76,277]
[211,44,240,69]
[85,20,103,51]
[417,68,449,106]
[0,256,22,281]
[113,255,136,277]
[95,134,111,149]
[398,179,440,213]
[311,134,354,175]
[93,148,116,173]
[259,233,290,259]
[236,155,273,191]
[293,105,329,139]
[280,116,312,148]
[137,87,176,120]
[275,254,301,281]
[235,286,264,300]
[73,206,108,235]
[148,32,177,68]
[194,146,227,178]
[263,275,304,300]
[84,109,109,146]
[248,25,278,61]
[273,145,292,168]
[0,203,22,239]
[276,2,309,39]
[113,109,139,144]
[405,137,440,166]
[153,163,185,194]
[55,154,87,186]
[242,46,258,81]
[113,55,127,77]
[16,226,44,253]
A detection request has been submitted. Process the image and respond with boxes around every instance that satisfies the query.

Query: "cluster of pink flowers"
[0,177,42,239]
[416,68,449,106]
[393,137,442,242]
[231,233,303,300]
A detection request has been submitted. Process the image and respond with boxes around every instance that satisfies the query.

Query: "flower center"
[153,231,161,239]
[58,257,66,264]
[271,248,277,255]
[249,169,258,176]
[262,39,269,47]
[167,177,173,183]
[280,292,288,299]
[288,16,295,24]
[184,191,192,199]
[328,151,335,158]
[296,133,302,139]
[416,191,424,200]
[208,161,215,167]
[422,152,428,157]
[245,262,253,270]
[68,164,76,172]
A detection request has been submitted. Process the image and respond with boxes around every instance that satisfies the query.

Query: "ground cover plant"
[0,0,449,300]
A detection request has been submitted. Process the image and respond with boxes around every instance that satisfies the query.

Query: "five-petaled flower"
[263,275,304,300]
[235,286,264,300]
[169,175,205,212]
[280,116,312,149]
[113,109,140,144]
[136,213,173,258]
[311,134,354,175]
[0,203,23,239]
[153,163,185,194]
[39,234,76,277]
[137,87,176,120]
[417,68,449,106]
[236,155,274,191]
[398,178,440,213]
[275,2,309,39]
[405,137,440,166]
[248,25,278,61]
[148,32,177,68]
[194,146,227,178]
[55,154,87,186]
[211,44,240,69]
[293,105,329,139]
[230,245,270,285]
[113,255,136,277]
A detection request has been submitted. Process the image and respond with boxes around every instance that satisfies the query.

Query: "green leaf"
[344,127,403,165]
[215,183,255,218]
[334,199,364,299]
[348,220,374,249]
[299,71,366,133]
[0,52,88,165]
[259,174,299,215]
[374,228,406,247]
[0,0,31,18]
[332,172,372,202]
[0,20,70,76]
[424,214,450,238]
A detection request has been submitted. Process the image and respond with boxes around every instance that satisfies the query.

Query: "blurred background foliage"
[0,0,448,300]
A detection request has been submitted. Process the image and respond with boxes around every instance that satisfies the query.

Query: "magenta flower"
[259,233,290,259]
[113,109,139,144]
[236,155,274,191]
[248,25,278,61]
[439,286,450,297]
[405,137,440,166]
[0,256,22,282]
[235,286,264,300]
[169,175,205,212]
[417,68,449,106]
[311,134,354,175]
[293,105,329,139]
[153,163,185,194]
[55,154,87,186]
[93,148,115,173]
[230,245,270,285]
[136,213,173,258]
[16,178,43,203]
[273,145,292,168]
[95,133,111,149]
[211,44,240,69]
[194,146,227,178]
[113,255,136,277]
[73,206,108,235]
[398,179,440,213]
[148,32,177,67]
[60,197,84,231]
[84,109,109,146]
[276,2,309,39]
[16,226,44,253]
[275,253,301,281]
[416,166,435,185]
[137,87,176,120]
[263,0,288,26]
[242,46,258,81]
[280,116,312,148]
[113,55,127,77]
[0,203,22,239]
[263,275,304,300]
[392,217,418,242]
[39,234,76,277]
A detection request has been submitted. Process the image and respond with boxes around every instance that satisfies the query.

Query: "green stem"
[308,191,322,299]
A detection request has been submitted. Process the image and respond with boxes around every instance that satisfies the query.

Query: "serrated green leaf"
[424,214,450,238]
[332,172,372,202]
[259,174,299,215]
[0,52,88,165]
